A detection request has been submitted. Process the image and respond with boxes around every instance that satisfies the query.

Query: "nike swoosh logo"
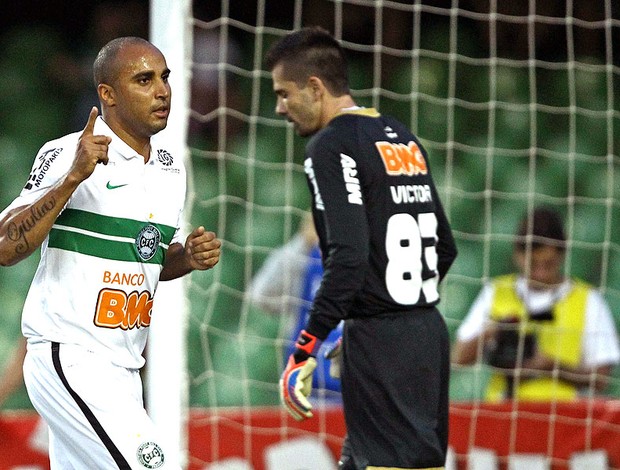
[106,181,128,190]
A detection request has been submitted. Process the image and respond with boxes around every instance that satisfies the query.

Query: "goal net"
[150,1,620,469]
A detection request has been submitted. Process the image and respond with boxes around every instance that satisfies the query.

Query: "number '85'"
[385,212,439,305]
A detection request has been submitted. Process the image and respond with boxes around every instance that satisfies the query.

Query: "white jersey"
[2,117,185,369]
[456,277,620,369]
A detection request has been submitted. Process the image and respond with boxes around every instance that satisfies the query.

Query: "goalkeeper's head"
[513,206,566,289]
[265,26,350,98]
[265,27,357,137]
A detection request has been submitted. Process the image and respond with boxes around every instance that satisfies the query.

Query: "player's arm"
[302,131,370,340]
[0,107,110,266]
[281,136,367,420]
[424,147,457,280]
[433,190,457,280]
[160,226,221,281]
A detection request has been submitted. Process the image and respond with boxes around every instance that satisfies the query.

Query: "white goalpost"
[149,1,620,469]
[148,0,192,467]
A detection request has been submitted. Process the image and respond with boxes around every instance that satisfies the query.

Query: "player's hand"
[324,336,342,379]
[70,107,111,183]
[279,330,322,421]
[184,226,221,271]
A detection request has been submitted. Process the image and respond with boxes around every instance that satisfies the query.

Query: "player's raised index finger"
[82,106,99,135]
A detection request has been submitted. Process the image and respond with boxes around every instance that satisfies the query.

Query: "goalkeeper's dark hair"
[93,36,153,88]
[264,26,350,97]
[514,206,566,252]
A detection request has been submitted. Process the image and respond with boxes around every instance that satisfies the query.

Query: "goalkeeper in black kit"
[265,27,457,470]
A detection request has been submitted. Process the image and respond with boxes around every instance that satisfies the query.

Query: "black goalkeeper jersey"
[303,108,457,339]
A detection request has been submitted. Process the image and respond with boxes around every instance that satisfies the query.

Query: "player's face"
[106,43,171,141]
[513,245,564,289]
[271,64,321,137]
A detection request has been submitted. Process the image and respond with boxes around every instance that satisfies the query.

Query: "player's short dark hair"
[93,36,152,87]
[264,26,350,96]
[514,206,566,252]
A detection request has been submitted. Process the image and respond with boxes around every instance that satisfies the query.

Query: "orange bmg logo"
[94,288,154,329]
[376,141,428,176]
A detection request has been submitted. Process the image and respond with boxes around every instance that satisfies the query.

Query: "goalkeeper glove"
[324,336,343,379]
[279,330,322,421]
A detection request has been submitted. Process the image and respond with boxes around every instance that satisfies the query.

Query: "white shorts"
[23,341,180,470]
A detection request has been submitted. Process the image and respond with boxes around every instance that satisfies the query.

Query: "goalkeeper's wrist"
[292,330,323,362]
[305,315,334,341]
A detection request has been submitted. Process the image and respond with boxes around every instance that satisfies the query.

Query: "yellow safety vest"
[485,274,589,402]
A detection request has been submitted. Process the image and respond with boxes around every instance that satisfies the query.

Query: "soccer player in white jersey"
[0,37,221,469]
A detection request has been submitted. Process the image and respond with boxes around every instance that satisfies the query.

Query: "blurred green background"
[1,1,619,410]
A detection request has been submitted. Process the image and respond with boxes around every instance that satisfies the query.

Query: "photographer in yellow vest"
[452,207,620,401]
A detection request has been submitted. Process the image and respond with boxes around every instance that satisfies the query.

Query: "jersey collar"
[94,117,146,161]
[337,107,380,118]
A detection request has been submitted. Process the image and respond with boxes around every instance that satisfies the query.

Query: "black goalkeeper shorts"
[339,307,450,469]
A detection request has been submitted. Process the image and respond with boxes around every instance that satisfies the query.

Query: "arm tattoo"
[6,197,57,255]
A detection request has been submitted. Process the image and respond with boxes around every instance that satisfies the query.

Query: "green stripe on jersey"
[56,208,177,244]
[48,229,165,265]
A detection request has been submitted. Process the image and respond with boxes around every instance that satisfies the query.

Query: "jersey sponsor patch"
[94,288,154,330]
[135,225,161,261]
[136,441,164,468]
[340,153,362,205]
[24,147,63,190]
[304,157,325,210]
[375,140,428,176]
[103,270,146,286]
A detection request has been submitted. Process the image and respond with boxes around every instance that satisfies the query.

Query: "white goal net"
[150,1,620,469]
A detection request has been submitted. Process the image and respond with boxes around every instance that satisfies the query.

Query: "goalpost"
[148,0,192,467]
[149,1,620,469]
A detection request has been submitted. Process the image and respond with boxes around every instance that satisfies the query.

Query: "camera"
[485,309,554,370]
[528,308,554,322]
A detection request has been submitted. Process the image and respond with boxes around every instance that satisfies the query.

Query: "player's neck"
[322,95,356,126]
